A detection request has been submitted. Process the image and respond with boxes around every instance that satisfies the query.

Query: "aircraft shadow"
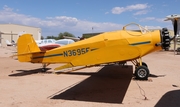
[8,68,51,76]
[155,89,180,107]
[51,65,133,104]
[55,71,96,76]
[149,74,166,78]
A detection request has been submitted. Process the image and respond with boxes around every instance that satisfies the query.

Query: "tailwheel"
[41,63,50,72]
[135,66,149,80]
[42,68,47,72]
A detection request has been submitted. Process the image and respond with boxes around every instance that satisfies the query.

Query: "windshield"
[123,23,149,35]
[55,39,75,45]
[56,40,68,45]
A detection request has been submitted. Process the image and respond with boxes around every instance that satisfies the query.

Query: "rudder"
[17,34,41,62]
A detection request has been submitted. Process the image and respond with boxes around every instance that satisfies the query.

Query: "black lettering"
[81,48,85,54]
[72,50,76,56]
[86,47,90,53]
[77,49,81,55]
[63,51,68,57]
[68,50,72,56]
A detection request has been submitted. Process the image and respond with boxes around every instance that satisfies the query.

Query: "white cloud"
[0,5,170,37]
[3,5,13,11]
[105,12,109,14]
[46,16,78,26]
[140,17,165,22]
[0,5,124,37]
[141,17,155,21]
[126,4,148,10]
[134,10,148,15]
[144,25,162,30]
[111,4,149,15]
[111,7,125,14]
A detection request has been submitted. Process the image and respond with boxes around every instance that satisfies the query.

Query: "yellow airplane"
[15,23,172,80]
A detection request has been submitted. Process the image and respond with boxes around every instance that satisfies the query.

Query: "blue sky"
[0,0,179,37]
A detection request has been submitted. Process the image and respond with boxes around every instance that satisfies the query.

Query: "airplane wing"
[165,14,180,21]
[63,36,80,41]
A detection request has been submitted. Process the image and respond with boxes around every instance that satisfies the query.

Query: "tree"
[45,32,75,40]
[41,36,44,40]
[58,32,75,39]
[46,35,58,40]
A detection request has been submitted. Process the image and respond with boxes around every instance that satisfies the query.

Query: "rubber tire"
[142,62,148,68]
[135,66,149,80]
[136,62,148,68]
[42,68,47,72]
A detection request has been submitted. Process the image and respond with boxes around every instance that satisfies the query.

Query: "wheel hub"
[137,68,147,78]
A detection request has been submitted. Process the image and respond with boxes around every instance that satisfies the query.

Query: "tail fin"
[17,34,41,62]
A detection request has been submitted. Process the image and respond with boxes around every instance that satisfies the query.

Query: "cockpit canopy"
[123,23,150,35]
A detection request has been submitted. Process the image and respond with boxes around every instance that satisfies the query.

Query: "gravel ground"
[0,46,180,107]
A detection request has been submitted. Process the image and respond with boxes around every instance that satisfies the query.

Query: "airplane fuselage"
[30,29,162,67]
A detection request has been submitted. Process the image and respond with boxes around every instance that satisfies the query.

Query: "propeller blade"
[173,19,178,55]
[174,38,177,55]
[174,19,178,36]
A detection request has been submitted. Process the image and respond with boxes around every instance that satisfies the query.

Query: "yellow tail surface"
[17,34,41,62]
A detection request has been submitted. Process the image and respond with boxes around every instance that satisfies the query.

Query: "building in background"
[0,23,41,46]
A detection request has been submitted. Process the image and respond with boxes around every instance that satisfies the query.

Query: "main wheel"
[142,62,148,68]
[135,66,149,80]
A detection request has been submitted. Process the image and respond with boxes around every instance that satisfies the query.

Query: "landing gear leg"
[42,63,50,72]
[132,58,149,80]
